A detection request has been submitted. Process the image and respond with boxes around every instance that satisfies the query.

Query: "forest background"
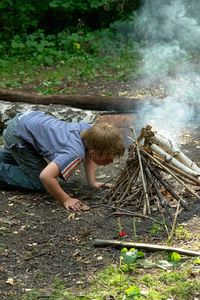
[0,0,143,93]
[0,0,200,95]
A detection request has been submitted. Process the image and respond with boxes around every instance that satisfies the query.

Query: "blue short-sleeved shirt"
[13,111,92,180]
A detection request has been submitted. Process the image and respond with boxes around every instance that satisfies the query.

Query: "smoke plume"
[134,0,200,138]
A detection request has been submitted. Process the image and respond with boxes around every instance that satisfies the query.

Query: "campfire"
[101,125,200,218]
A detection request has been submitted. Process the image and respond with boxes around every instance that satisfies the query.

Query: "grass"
[20,259,200,300]
[0,50,142,95]
[18,221,200,300]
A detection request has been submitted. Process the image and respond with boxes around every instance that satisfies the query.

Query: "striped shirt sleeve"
[61,157,82,180]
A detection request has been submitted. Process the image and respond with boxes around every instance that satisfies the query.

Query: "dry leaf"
[0,266,4,272]
[81,204,90,211]
[8,196,18,200]
[6,277,14,285]
[68,213,75,220]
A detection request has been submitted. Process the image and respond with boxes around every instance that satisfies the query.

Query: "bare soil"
[0,78,200,299]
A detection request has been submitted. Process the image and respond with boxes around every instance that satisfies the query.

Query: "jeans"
[0,114,47,192]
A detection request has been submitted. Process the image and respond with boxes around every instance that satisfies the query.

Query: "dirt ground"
[0,78,200,299]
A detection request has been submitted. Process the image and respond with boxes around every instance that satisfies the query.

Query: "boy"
[0,111,125,211]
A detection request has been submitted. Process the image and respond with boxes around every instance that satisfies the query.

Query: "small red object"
[119,231,125,237]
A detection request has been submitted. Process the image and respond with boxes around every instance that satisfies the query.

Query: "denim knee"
[0,146,18,165]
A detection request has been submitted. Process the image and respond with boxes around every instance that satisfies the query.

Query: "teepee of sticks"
[101,125,200,217]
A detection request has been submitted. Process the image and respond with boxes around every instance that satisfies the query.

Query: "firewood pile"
[101,125,200,217]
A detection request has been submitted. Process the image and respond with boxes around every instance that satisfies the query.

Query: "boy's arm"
[83,158,113,188]
[39,162,82,211]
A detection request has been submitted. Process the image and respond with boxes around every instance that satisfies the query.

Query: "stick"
[142,149,200,201]
[145,130,200,172]
[149,144,200,177]
[118,165,140,203]
[155,156,200,186]
[0,218,15,225]
[94,239,200,257]
[168,199,180,240]
[130,126,150,215]
[143,162,173,219]
[146,160,188,210]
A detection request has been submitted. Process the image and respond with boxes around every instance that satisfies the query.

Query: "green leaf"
[122,249,138,266]
[49,2,59,8]
[121,247,128,253]
[193,258,200,264]
[157,260,173,270]
[136,259,155,268]
[137,251,145,257]
[167,252,182,262]
[126,285,141,296]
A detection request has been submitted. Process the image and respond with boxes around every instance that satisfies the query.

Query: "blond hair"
[81,122,125,158]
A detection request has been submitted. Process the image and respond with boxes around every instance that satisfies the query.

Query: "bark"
[149,144,200,178]
[156,156,200,186]
[94,239,200,257]
[142,149,200,200]
[145,131,200,173]
[0,100,100,133]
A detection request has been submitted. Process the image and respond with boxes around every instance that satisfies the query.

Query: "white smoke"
[134,0,200,138]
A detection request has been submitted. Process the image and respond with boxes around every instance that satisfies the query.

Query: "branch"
[130,126,150,215]
[144,129,200,172]
[94,239,200,257]
[142,149,200,201]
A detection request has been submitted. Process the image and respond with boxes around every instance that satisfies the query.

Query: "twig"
[130,126,150,215]
[24,250,51,261]
[94,239,200,257]
[142,149,200,201]
[155,156,200,186]
[143,162,173,219]
[118,165,140,203]
[145,159,188,210]
[168,199,180,240]
[0,218,15,225]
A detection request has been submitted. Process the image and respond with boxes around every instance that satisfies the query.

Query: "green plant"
[120,248,144,271]
[150,222,162,235]
[175,224,192,240]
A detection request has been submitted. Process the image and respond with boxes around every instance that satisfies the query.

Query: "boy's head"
[81,122,125,165]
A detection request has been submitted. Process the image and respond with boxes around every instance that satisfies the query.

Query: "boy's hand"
[63,198,82,211]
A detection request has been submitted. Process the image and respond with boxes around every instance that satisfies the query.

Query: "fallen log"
[0,88,147,112]
[94,239,200,257]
